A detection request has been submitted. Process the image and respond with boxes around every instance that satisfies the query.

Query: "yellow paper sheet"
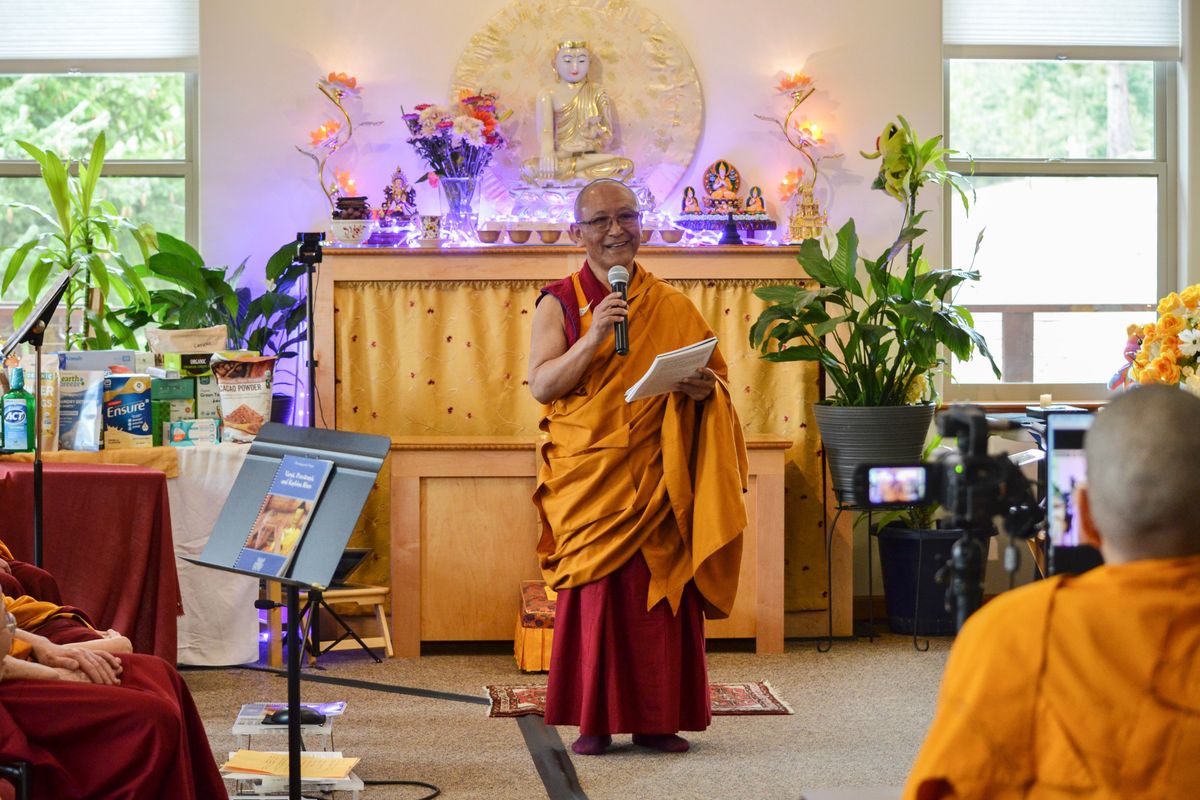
[221,749,359,779]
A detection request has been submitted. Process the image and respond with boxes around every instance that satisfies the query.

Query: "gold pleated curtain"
[334,277,829,612]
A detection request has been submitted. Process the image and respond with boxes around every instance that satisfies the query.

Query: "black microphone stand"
[295,233,323,429]
[1,270,73,567]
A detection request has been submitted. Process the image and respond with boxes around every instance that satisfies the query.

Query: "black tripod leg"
[314,600,383,664]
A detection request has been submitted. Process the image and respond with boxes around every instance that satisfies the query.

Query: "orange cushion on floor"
[519,580,556,629]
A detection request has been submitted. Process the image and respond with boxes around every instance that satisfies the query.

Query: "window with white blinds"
[942,1,1176,403]
[0,0,198,61]
[0,1,198,303]
[944,0,1180,59]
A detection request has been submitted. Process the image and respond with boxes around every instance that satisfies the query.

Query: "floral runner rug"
[485,680,793,718]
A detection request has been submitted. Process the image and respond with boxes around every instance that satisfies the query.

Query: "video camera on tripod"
[853,404,1043,632]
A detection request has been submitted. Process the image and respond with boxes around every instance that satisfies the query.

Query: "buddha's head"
[554,40,591,84]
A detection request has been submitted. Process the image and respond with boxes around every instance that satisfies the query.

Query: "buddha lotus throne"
[520,39,635,186]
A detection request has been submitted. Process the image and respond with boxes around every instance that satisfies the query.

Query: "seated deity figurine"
[520,39,635,186]
[681,186,702,214]
[744,185,766,214]
[380,166,418,221]
[702,159,742,213]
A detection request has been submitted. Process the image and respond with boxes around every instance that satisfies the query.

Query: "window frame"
[0,56,198,272]
[941,51,1177,404]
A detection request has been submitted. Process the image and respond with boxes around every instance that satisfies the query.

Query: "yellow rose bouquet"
[1130,283,1200,396]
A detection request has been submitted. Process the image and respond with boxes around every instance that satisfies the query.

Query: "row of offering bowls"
[476,227,684,245]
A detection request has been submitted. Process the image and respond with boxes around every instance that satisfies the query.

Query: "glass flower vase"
[439,176,478,241]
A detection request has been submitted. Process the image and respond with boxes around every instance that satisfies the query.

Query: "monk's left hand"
[31,639,122,685]
[674,368,716,402]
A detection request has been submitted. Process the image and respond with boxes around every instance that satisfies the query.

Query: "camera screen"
[1047,417,1093,546]
[866,466,927,505]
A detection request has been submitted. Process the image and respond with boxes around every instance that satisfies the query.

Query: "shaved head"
[574,178,638,221]
[1084,386,1200,561]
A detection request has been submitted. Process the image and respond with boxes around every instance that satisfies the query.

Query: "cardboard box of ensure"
[59,350,153,373]
[102,374,153,449]
[166,418,221,447]
[195,374,221,419]
[156,350,254,379]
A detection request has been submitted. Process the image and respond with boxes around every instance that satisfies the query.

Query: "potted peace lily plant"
[750,116,1000,505]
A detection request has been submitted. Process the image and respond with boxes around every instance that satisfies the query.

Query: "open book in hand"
[624,337,718,403]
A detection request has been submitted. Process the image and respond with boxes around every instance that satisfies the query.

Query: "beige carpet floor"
[182,634,951,800]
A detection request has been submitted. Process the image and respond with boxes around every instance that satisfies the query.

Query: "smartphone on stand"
[1046,413,1104,575]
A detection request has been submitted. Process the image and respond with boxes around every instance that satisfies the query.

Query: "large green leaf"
[155,232,205,267]
[754,284,807,305]
[3,241,38,294]
[827,220,862,296]
[265,241,299,282]
[796,237,841,289]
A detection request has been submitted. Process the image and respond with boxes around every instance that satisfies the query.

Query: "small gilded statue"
[702,160,742,214]
[380,166,417,222]
[744,185,766,214]
[681,186,701,214]
[521,39,635,185]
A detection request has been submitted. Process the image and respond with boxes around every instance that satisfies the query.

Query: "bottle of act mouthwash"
[2,367,35,452]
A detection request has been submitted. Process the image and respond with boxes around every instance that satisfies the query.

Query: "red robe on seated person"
[0,653,226,800]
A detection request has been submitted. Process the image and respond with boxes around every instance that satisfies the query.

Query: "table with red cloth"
[0,462,181,662]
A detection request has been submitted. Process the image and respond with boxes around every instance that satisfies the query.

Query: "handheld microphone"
[607,265,629,356]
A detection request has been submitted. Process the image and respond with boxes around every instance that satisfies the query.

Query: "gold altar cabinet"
[313,245,852,656]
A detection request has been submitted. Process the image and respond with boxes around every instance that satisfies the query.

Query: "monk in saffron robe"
[0,590,226,799]
[0,541,62,606]
[905,385,1200,799]
[529,179,748,756]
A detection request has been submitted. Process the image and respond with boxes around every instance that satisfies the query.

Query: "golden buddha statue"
[520,39,635,185]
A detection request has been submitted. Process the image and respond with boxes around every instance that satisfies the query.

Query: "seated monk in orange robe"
[905,385,1200,799]
[0,590,226,799]
[529,179,748,756]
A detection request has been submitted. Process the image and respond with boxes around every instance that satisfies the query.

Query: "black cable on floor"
[362,778,440,798]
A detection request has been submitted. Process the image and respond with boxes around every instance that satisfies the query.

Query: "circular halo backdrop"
[451,0,703,211]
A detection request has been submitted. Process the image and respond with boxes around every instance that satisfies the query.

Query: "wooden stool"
[514,580,556,672]
[304,584,394,661]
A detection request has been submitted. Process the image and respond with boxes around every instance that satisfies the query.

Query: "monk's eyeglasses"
[577,211,641,231]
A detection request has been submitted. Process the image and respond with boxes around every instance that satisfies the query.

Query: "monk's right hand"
[585,291,628,346]
[0,560,10,575]
[34,641,122,685]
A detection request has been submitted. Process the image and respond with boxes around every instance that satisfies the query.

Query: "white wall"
[198,0,943,278]
[199,0,943,598]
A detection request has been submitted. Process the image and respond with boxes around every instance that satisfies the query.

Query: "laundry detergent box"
[102,374,153,449]
[166,418,222,447]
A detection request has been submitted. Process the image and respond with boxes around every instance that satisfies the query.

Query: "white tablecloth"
[170,444,260,666]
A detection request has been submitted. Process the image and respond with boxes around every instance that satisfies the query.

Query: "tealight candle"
[1039,393,1052,408]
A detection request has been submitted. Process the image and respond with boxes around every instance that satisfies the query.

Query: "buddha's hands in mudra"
[537,153,560,181]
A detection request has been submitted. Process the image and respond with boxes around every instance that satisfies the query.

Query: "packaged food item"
[146,326,228,355]
[156,349,254,379]
[195,374,220,419]
[166,418,222,447]
[57,349,153,373]
[18,354,58,452]
[150,377,195,401]
[57,371,105,451]
[103,374,153,449]
[210,355,277,444]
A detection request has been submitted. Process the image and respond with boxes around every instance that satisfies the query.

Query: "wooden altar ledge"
[314,244,802,422]
[388,433,791,658]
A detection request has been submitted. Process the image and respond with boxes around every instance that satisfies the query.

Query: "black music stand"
[185,423,389,800]
[294,232,322,428]
[0,268,74,567]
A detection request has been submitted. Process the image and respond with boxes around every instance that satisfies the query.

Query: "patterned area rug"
[485,680,793,718]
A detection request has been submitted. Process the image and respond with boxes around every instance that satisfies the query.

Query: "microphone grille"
[607,265,630,285]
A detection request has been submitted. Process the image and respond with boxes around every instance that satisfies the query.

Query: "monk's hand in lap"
[674,368,716,401]
[32,640,122,685]
[51,666,91,683]
[0,559,10,575]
